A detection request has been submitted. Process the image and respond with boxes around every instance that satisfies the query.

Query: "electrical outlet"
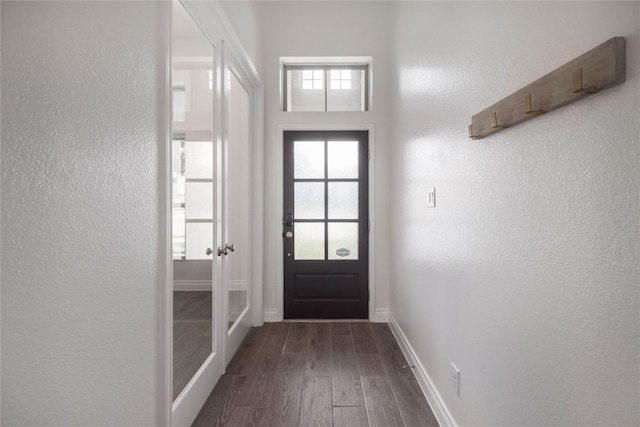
[451,363,460,396]
[427,187,436,208]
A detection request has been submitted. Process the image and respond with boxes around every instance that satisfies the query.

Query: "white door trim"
[160,2,172,425]
[273,123,377,322]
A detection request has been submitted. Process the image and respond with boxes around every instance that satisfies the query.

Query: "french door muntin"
[283,130,369,319]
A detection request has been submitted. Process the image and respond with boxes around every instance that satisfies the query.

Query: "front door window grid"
[292,139,359,261]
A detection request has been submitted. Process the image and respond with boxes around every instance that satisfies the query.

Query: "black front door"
[283,131,369,319]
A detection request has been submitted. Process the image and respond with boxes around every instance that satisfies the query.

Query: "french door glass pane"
[171,140,186,202]
[226,69,251,333]
[172,0,214,407]
[172,207,185,259]
[185,182,213,219]
[328,223,358,260]
[294,141,325,179]
[295,182,325,219]
[294,222,325,260]
[327,141,358,178]
[185,222,213,260]
[184,141,213,179]
[328,182,358,219]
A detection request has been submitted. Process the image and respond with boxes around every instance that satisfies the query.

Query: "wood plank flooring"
[192,322,438,427]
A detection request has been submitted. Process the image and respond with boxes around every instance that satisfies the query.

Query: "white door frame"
[274,124,377,322]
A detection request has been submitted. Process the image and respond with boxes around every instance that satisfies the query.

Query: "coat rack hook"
[468,124,481,139]
[573,68,599,94]
[490,112,508,129]
[524,94,544,114]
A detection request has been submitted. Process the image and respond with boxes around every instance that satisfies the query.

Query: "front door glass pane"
[328,223,358,260]
[328,141,358,179]
[294,141,325,179]
[294,222,325,260]
[328,182,358,219]
[295,182,325,219]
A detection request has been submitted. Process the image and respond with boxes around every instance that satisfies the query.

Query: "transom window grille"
[283,64,369,112]
[330,70,352,90]
[302,70,324,90]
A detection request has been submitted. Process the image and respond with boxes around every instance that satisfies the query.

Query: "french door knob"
[205,248,213,256]
[225,243,235,252]
[217,246,228,256]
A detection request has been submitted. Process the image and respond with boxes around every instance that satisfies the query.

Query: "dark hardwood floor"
[192,321,438,427]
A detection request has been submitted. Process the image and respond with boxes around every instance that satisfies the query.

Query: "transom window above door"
[281,57,371,112]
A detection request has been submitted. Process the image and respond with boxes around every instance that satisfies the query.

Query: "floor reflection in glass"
[173,291,212,399]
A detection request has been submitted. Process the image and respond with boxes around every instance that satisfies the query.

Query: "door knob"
[217,246,228,256]
[205,248,213,256]
[225,243,235,252]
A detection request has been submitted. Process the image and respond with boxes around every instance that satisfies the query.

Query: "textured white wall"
[1,2,168,425]
[219,1,263,78]
[389,1,639,425]
[259,1,393,320]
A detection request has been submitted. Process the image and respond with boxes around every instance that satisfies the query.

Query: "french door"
[170,2,222,426]
[283,131,369,319]
[221,47,252,367]
[170,6,254,427]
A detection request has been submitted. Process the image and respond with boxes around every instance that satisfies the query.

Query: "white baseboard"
[173,281,212,292]
[263,309,280,322]
[388,312,457,427]
[372,308,389,323]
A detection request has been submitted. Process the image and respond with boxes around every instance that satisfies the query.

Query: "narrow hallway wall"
[389,1,639,425]
[1,2,169,424]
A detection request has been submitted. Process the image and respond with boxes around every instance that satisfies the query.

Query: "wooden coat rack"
[469,37,626,139]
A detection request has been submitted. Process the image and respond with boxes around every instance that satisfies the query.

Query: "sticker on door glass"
[336,248,350,257]
[329,223,358,260]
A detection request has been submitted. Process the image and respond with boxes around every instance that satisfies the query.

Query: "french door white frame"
[163,1,264,426]
[221,46,254,367]
[169,4,222,427]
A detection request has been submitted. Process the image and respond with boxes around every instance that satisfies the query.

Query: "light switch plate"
[427,188,436,208]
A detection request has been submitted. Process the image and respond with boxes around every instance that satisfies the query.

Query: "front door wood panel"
[283,131,369,319]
